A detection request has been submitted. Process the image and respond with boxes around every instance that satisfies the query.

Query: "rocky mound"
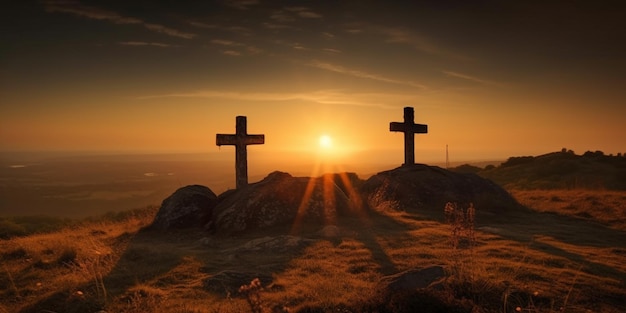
[361,164,520,216]
[150,165,519,231]
[150,185,218,230]
[210,171,359,233]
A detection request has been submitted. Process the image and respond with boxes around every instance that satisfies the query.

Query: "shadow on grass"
[18,204,419,313]
[488,210,626,287]
[17,230,184,313]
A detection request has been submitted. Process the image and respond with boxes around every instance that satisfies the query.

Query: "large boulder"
[361,164,520,217]
[210,171,360,233]
[151,185,218,230]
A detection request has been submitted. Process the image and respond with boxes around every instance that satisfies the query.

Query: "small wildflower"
[533,291,539,296]
[515,307,522,312]
[76,290,84,296]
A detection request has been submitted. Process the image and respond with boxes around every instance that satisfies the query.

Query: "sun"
[319,135,332,149]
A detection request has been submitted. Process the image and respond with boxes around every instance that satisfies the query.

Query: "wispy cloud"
[344,25,466,61]
[222,50,242,56]
[136,89,402,109]
[270,6,323,23]
[285,7,323,19]
[118,41,178,48]
[43,1,195,39]
[323,48,341,54]
[210,39,262,55]
[143,23,194,39]
[442,70,500,86]
[308,60,427,89]
[211,39,243,46]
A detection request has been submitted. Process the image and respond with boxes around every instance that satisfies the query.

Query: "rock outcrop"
[210,171,360,233]
[361,164,520,216]
[150,185,218,230]
[151,165,519,231]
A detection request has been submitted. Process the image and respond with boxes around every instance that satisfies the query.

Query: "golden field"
[1,189,625,313]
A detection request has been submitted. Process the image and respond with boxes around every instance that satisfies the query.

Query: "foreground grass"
[1,190,625,312]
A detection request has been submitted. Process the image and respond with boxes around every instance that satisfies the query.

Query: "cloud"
[344,25,467,61]
[211,39,243,46]
[270,7,323,23]
[118,41,178,48]
[210,39,262,55]
[373,26,467,60]
[308,60,427,89]
[442,70,500,86]
[43,1,195,39]
[270,12,295,23]
[143,23,195,39]
[136,89,400,109]
[285,7,323,19]
[323,48,341,54]
[222,50,242,56]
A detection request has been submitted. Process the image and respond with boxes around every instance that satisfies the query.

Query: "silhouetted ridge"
[480,149,626,189]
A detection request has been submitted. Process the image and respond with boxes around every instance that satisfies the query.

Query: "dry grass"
[511,189,626,231]
[1,190,625,313]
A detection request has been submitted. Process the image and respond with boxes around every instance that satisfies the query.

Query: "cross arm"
[245,134,264,145]
[216,134,237,146]
[216,134,265,146]
[390,122,428,133]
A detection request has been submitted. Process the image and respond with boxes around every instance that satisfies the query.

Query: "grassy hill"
[1,190,625,313]
[458,150,626,190]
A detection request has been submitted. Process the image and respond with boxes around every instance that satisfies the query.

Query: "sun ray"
[337,171,366,216]
[322,172,337,225]
[291,161,321,234]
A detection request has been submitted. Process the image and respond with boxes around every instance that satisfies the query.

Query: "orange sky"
[2,1,625,166]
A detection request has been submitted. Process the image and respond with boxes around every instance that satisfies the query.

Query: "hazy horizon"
[0,149,509,218]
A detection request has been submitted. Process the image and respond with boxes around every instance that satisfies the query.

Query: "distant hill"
[452,149,626,190]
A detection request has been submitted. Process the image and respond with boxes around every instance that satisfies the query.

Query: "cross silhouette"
[216,116,265,189]
[390,107,428,165]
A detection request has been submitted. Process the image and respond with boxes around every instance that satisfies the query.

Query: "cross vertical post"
[390,107,428,165]
[216,116,265,189]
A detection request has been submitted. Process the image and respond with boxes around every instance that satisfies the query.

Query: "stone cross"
[216,116,265,189]
[390,107,428,165]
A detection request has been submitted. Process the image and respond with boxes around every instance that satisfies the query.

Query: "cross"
[390,107,428,165]
[216,116,265,189]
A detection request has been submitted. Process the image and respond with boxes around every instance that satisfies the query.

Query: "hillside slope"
[476,150,626,190]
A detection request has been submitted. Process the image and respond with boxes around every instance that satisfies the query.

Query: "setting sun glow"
[319,135,332,149]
